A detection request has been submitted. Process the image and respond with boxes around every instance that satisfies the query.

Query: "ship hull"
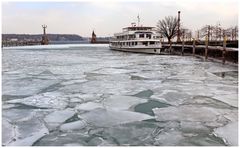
[109,46,168,55]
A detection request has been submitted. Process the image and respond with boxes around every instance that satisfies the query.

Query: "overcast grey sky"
[2,0,238,37]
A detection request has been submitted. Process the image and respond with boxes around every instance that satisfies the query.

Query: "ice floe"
[6,92,69,109]
[79,108,154,127]
[75,102,103,111]
[44,108,75,130]
[60,120,87,132]
[2,118,15,146]
[2,78,59,96]
[4,117,49,146]
[153,105,221,122]
[214,122,238,146]
[103,95,147,110]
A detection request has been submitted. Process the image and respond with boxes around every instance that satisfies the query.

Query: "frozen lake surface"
[2,44,238,146]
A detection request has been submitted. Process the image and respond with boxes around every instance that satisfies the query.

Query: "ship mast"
[137,14,140,26]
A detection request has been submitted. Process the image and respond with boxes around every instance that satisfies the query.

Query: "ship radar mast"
[137,14,140,26]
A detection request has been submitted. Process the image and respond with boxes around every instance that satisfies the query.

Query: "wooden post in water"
[205,36,208,60]
[192,38,195,56]
[181,30,185,56]
[169,40,172,54]
[205,25,210,60]
[222,35,227,64]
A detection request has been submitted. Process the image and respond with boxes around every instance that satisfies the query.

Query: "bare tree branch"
[156,16,178,43]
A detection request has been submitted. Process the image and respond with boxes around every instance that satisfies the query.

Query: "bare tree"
[156,16,178,43]
[199,23,238,41]
[181,28,192,41]
[199,25,212,41]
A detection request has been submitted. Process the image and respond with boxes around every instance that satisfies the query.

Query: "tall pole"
[177,11,181,42]
[42,25,47,35]
[41,24,48,45]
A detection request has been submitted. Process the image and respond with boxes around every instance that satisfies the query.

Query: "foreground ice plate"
[79,108,154,127]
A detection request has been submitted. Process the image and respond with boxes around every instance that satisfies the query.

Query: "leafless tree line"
[156,15,238,43]
[197,24,238,41]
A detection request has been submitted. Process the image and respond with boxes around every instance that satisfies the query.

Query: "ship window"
[132,42,134,46]
[146,34,151,39]
[150,41,155,45]
[135,42,137,45]
[139,34,144,38]
[143,42,148,46]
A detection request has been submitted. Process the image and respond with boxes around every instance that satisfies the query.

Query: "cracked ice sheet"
[79,108,154,127]
[44,108,75,130]
[60,120,87,132]
[151,89,190,106]
[214,122,238,146]
[213,94,238,108]
[92,68,136,75]
[60,80,142,95]
[64,78,161,96]
[2,78,59,96]
[6,92,68,109]
[3,108,37,122]
[2,118,15,146]
[153,105,227,122]
[103,95,148,110]
[76,102,103,111]
[4,116,49,146]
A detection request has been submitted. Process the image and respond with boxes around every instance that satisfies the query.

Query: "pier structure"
[41,24,49,45]
[162,41,238,64]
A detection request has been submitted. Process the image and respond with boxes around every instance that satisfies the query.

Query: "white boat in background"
[109,18,162,54]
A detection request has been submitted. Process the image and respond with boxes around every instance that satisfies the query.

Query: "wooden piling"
[205,25,210,60]
[181,30,185,56]
[205,36,208,60]
[222,36,227,64]
[181,41,185,56]
[192,38,195,56]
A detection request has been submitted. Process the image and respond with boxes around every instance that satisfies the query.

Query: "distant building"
[91,30,96,43]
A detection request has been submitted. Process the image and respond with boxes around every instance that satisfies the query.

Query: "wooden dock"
[162,43,238,64]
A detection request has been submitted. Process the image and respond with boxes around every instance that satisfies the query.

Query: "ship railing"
[110,38,160,41]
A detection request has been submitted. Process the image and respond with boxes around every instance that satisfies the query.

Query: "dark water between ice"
[2,44,238,146]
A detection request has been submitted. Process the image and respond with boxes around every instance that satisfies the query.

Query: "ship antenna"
[137,14,140,26]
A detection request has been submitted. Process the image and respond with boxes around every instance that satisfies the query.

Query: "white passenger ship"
[109,22,162,54]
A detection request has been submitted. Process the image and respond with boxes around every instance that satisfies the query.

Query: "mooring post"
[182,39,185,56]
[193,38,195,56]
[169,40,172,54]
[181,30,185,56]
[205,36,208,61]
[222,35,227,64]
